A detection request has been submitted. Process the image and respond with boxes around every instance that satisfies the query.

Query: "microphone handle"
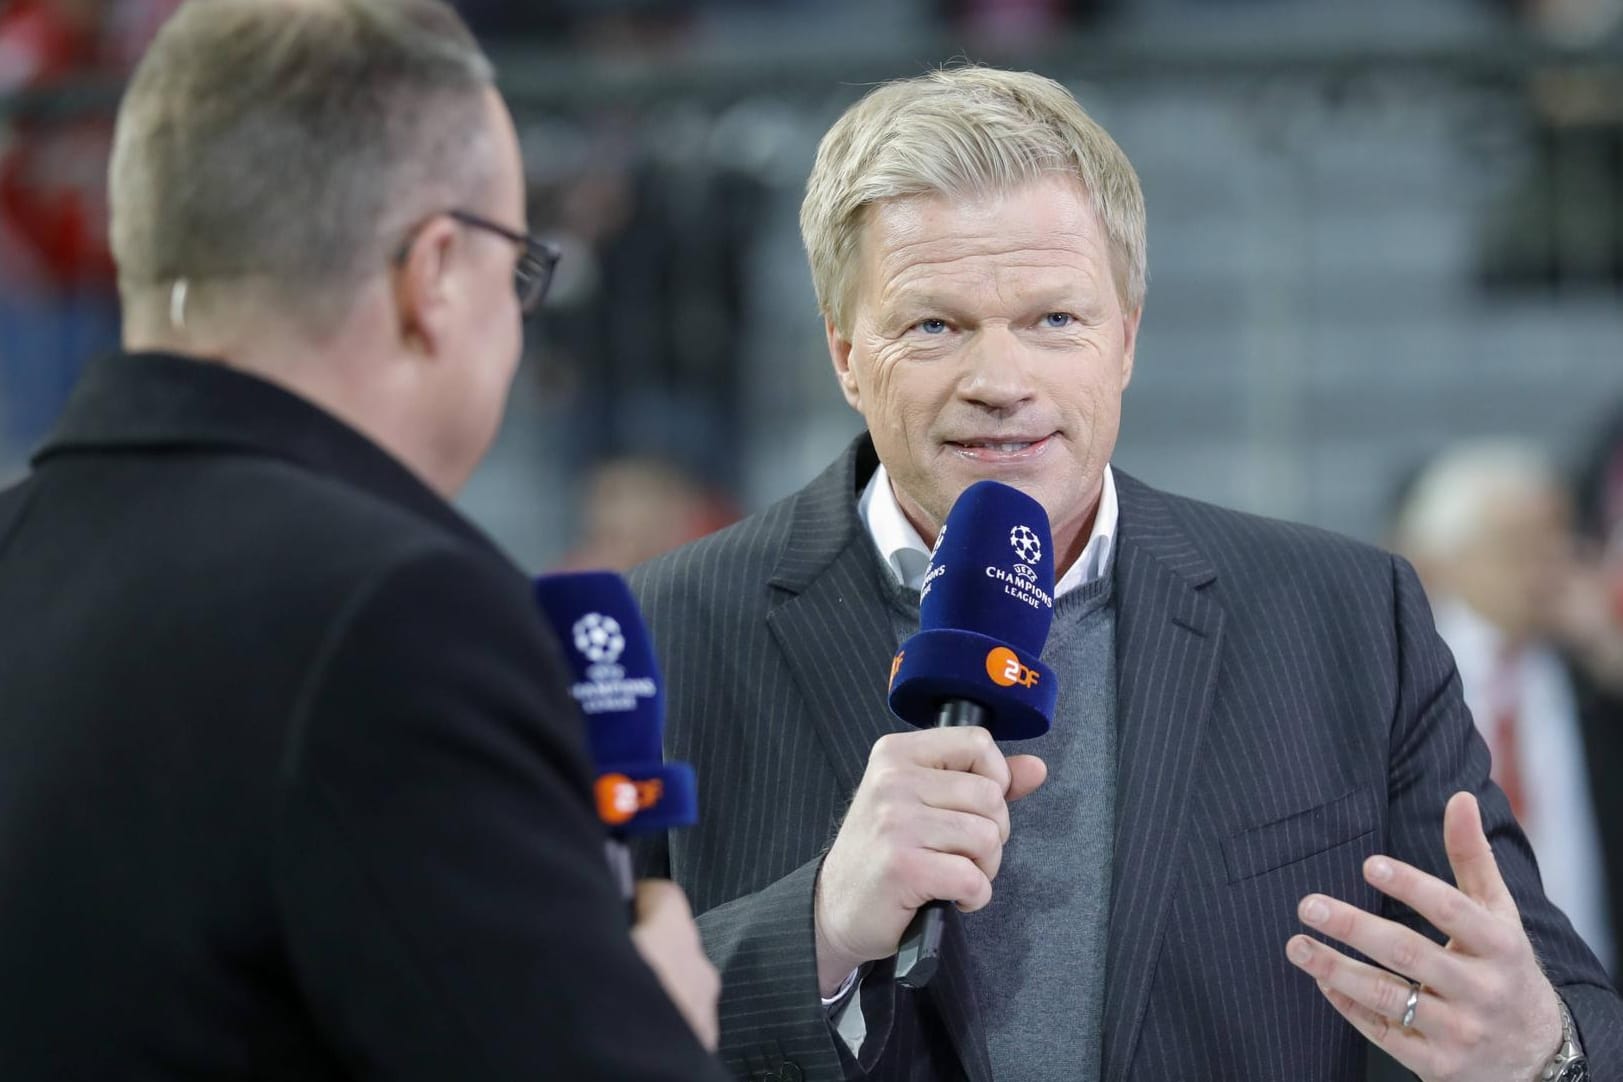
[894,698,988,989]
[605,835,637,922]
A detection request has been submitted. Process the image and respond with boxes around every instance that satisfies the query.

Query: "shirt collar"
[858,462,1118,598]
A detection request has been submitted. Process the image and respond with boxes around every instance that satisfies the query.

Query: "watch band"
[1540,996,1586,1081]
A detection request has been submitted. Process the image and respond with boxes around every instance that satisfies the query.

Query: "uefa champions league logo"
[572,612,626,665]
[565,611,654,714]
[1010,524,1042,565]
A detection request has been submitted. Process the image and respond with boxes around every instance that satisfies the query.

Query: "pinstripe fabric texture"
[631,435,1622,1081]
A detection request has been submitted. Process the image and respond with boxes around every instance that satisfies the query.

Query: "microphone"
[886,480,1059,988]
[533,571,698,914]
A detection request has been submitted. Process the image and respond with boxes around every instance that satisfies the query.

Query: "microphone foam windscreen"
[888,481,1059,740]
[919,480,1056,651]
[533,571,696,833]
[534,571,665,767]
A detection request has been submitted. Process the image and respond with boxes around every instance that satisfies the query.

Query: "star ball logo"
[1010,524,1042,565]
[572,612,625,665]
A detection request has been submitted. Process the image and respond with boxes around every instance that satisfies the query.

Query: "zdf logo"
[985,646,1040,689]
[594,773,664,826]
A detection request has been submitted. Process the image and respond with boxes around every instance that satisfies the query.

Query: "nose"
[956,324,1036,414]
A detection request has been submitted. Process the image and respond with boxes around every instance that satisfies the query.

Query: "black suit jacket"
[630,435,1623,1082]
[1573,664,1623,984]
[0,353,726,1081]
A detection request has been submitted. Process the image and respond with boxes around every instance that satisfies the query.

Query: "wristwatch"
[1540,996,1587,1081]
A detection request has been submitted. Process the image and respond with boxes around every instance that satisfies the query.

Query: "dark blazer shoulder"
[630,434,875,616]
[207,452,515,604]
[1122,472,1400,600]
[628,486,803,618]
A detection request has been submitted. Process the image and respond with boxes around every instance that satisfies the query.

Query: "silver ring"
[1400,982,1420,1029]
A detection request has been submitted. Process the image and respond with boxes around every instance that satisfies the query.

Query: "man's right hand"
[813,727,1047,996]
[630,879,721,1051]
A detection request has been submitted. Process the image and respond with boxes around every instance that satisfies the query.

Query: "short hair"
[109,0,496,331]
[799,65,1147,335]
[1392,440,1559,561]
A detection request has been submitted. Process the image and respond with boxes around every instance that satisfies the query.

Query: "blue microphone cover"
[887,480,1060,740]
[533,571,697,834]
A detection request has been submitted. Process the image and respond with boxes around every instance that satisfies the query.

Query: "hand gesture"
[1285,792,1563,1082]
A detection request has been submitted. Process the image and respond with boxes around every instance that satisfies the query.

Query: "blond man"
[629,67,1618,1081]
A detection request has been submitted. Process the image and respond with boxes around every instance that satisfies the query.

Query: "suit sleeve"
[1384,555,1623,1071]
[650,853,900,1082]
[272,547,729,1081]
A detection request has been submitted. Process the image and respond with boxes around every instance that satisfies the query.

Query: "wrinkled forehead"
[854,178,1114,304]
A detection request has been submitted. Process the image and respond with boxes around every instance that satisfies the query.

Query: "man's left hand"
[1285,791,1563,1082]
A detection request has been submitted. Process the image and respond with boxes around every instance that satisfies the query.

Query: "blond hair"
[800,66,1147,335]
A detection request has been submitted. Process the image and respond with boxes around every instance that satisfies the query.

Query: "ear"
[393,216,461,358]
[1119,305,1143,391]
[826,317,863,411]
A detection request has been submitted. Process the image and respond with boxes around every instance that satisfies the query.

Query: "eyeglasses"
[395,209,560,316]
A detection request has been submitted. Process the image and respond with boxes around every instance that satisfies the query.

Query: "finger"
[632,878,692,926]
[1005,754,1048,802]
[901,849,993,913]
[874,727,1011,792]
[1360,855,1509,958]
[909,807,1007,881]
[915,769,1010,840]
[1315,980,1439,1079]
[1443,791,1516,916]
[1295,893,1465,995]
[1286,935,1454,1042]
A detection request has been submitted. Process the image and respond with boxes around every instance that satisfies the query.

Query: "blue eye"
[916,318,948,335]
[1043,312,1074,328]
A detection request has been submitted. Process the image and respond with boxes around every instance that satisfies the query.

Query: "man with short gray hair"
[0,1,726,1077]
[631,66,1622,1080]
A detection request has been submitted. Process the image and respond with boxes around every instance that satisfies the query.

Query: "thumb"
[1443,791,1515,915]
[1005,754,1048,802]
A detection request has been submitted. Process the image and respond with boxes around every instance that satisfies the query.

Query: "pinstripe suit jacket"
[630,436,1622,1082]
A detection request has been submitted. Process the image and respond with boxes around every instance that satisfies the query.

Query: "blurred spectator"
[555,456,737,572]
[1392,439,1622,978]
[1576,397,1623,555]
[0,0,177,462]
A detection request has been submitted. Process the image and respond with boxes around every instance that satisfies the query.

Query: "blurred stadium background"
[3,0,1623,571]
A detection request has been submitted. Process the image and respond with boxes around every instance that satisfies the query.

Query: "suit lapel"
[766,540,911,794]
[1101,473,1225,1082]
[765,436,910,794]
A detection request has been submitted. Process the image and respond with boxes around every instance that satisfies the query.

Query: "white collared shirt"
[858,462,1119,595]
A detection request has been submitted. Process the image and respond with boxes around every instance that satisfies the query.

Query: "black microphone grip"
[894,698,989,989]
[605,836,637,923]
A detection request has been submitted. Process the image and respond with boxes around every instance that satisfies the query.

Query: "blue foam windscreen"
[533,571,697,834]
[887,480,1060,740]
